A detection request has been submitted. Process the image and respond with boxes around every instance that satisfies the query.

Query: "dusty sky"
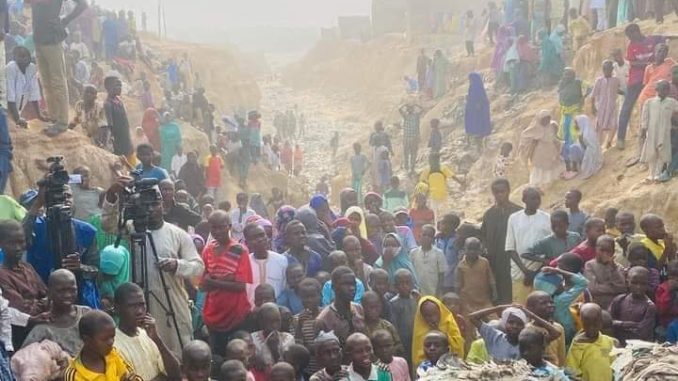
[95,0,371,30]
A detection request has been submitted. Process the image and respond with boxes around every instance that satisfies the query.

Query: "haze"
[96,0,370,51]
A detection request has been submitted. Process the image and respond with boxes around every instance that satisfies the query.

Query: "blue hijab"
[375,233,419,287]
[464,72,492,137]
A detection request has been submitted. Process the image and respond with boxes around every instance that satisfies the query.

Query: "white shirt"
[348,364,379,381]
[171,153,187,176]
[229,208,256,241]
[247,250,288,307]
[6,61,40,110]
[114,328,165,381]
[0,289,30,352]
[74,60,90,85]
[505,209,551,281]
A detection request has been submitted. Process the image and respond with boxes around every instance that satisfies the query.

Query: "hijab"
[491,24,514,73]
[464,72,492,137]
[550,25,565,55]
[296,206,336,257]
[274,205,296,252]
[99,245,130,298]
[412,295,465,365]
[375,233,419,285]
[345,206,367,239]
[519,110,563,170]
[141,108,161,150]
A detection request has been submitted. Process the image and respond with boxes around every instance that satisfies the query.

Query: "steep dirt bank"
[282,17,678,229]
[5,33,309,206]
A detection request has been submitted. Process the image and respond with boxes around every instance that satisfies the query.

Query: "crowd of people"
[2,0,678,381]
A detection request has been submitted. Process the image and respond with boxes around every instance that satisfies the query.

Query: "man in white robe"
[640,80,678,181]
[102,177,204,356]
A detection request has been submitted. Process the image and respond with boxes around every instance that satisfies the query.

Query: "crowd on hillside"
[2,1,678,381]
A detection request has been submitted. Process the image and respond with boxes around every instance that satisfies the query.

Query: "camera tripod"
[127,228,184,349]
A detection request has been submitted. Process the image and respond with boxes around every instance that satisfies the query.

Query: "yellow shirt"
[465,338,490,364]
[114,328,166,381]
[64,348,142,381]
[641,237,665,261]
[566,333,615,381]
[419,166,454,202]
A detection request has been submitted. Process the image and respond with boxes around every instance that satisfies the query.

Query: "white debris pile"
[611,340,678,381]
[417,354,571,381]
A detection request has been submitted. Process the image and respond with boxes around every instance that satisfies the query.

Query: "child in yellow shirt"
[64,310,142,381]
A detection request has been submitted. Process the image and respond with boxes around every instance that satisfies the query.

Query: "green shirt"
[528,232,582,261]
[0,195,26,221]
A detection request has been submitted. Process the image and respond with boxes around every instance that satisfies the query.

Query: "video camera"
[120,170,161,232]
[37,156,71,208]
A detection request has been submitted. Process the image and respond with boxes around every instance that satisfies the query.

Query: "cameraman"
[22,185,100,308]
[159,179,201,231]
[101,176,204,356]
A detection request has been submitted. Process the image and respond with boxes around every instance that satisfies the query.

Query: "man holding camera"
[22,185,100,308]
[101,175,204,356]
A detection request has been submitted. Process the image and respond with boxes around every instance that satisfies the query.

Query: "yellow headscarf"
[412,295,465,365]
[345,206,368,239]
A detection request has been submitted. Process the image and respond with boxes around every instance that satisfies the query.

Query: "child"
[657,261,678,342]
[389,269,417,368]
[493,142,512,178]
[428,119,442,154]
[519,327,570,379]
[270,362,296,381]
[565,303,615,381]
[409,193,435,243]
[277,264,305,314]
[251,303,295,370]
[455,237,496,313]
[103,76,134,163]
[64,310,142,381]
[411,225,446,297]
[571,217,605,263]
[291,278,322,378]
[591,60,621,149]
[558,68,584,179]
[463,10,477,56]
[564,189,589,236]
[525,291,566,367]
[604,207,619,236]
[182,340,213,381]
[469,304,558,362]
[345,333,392,381]
[321,249,366,305]
[225,339,255,381]
[371,329,410,381]
[416,331,449,376]
[315,175,330,197]
[376,148,392,193]
[534,262,589,345]
[204,145,225,199]
[383,176,409,213]
[639,213,676,269]
[369,269,393,320]
[568,8,591,51]
[309,331,348,381]
[465,319,502,364]
[282,344,310,381]
[361,291,404,355]
[113,283,182,381]
[330,131,339,158]
[350,142,370,198]
[622,242,660,295]
[412,296,464,365]
[584,235,626,309]
[419,153,460,223]
[220,360,248,381]
[608,266,656,344]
